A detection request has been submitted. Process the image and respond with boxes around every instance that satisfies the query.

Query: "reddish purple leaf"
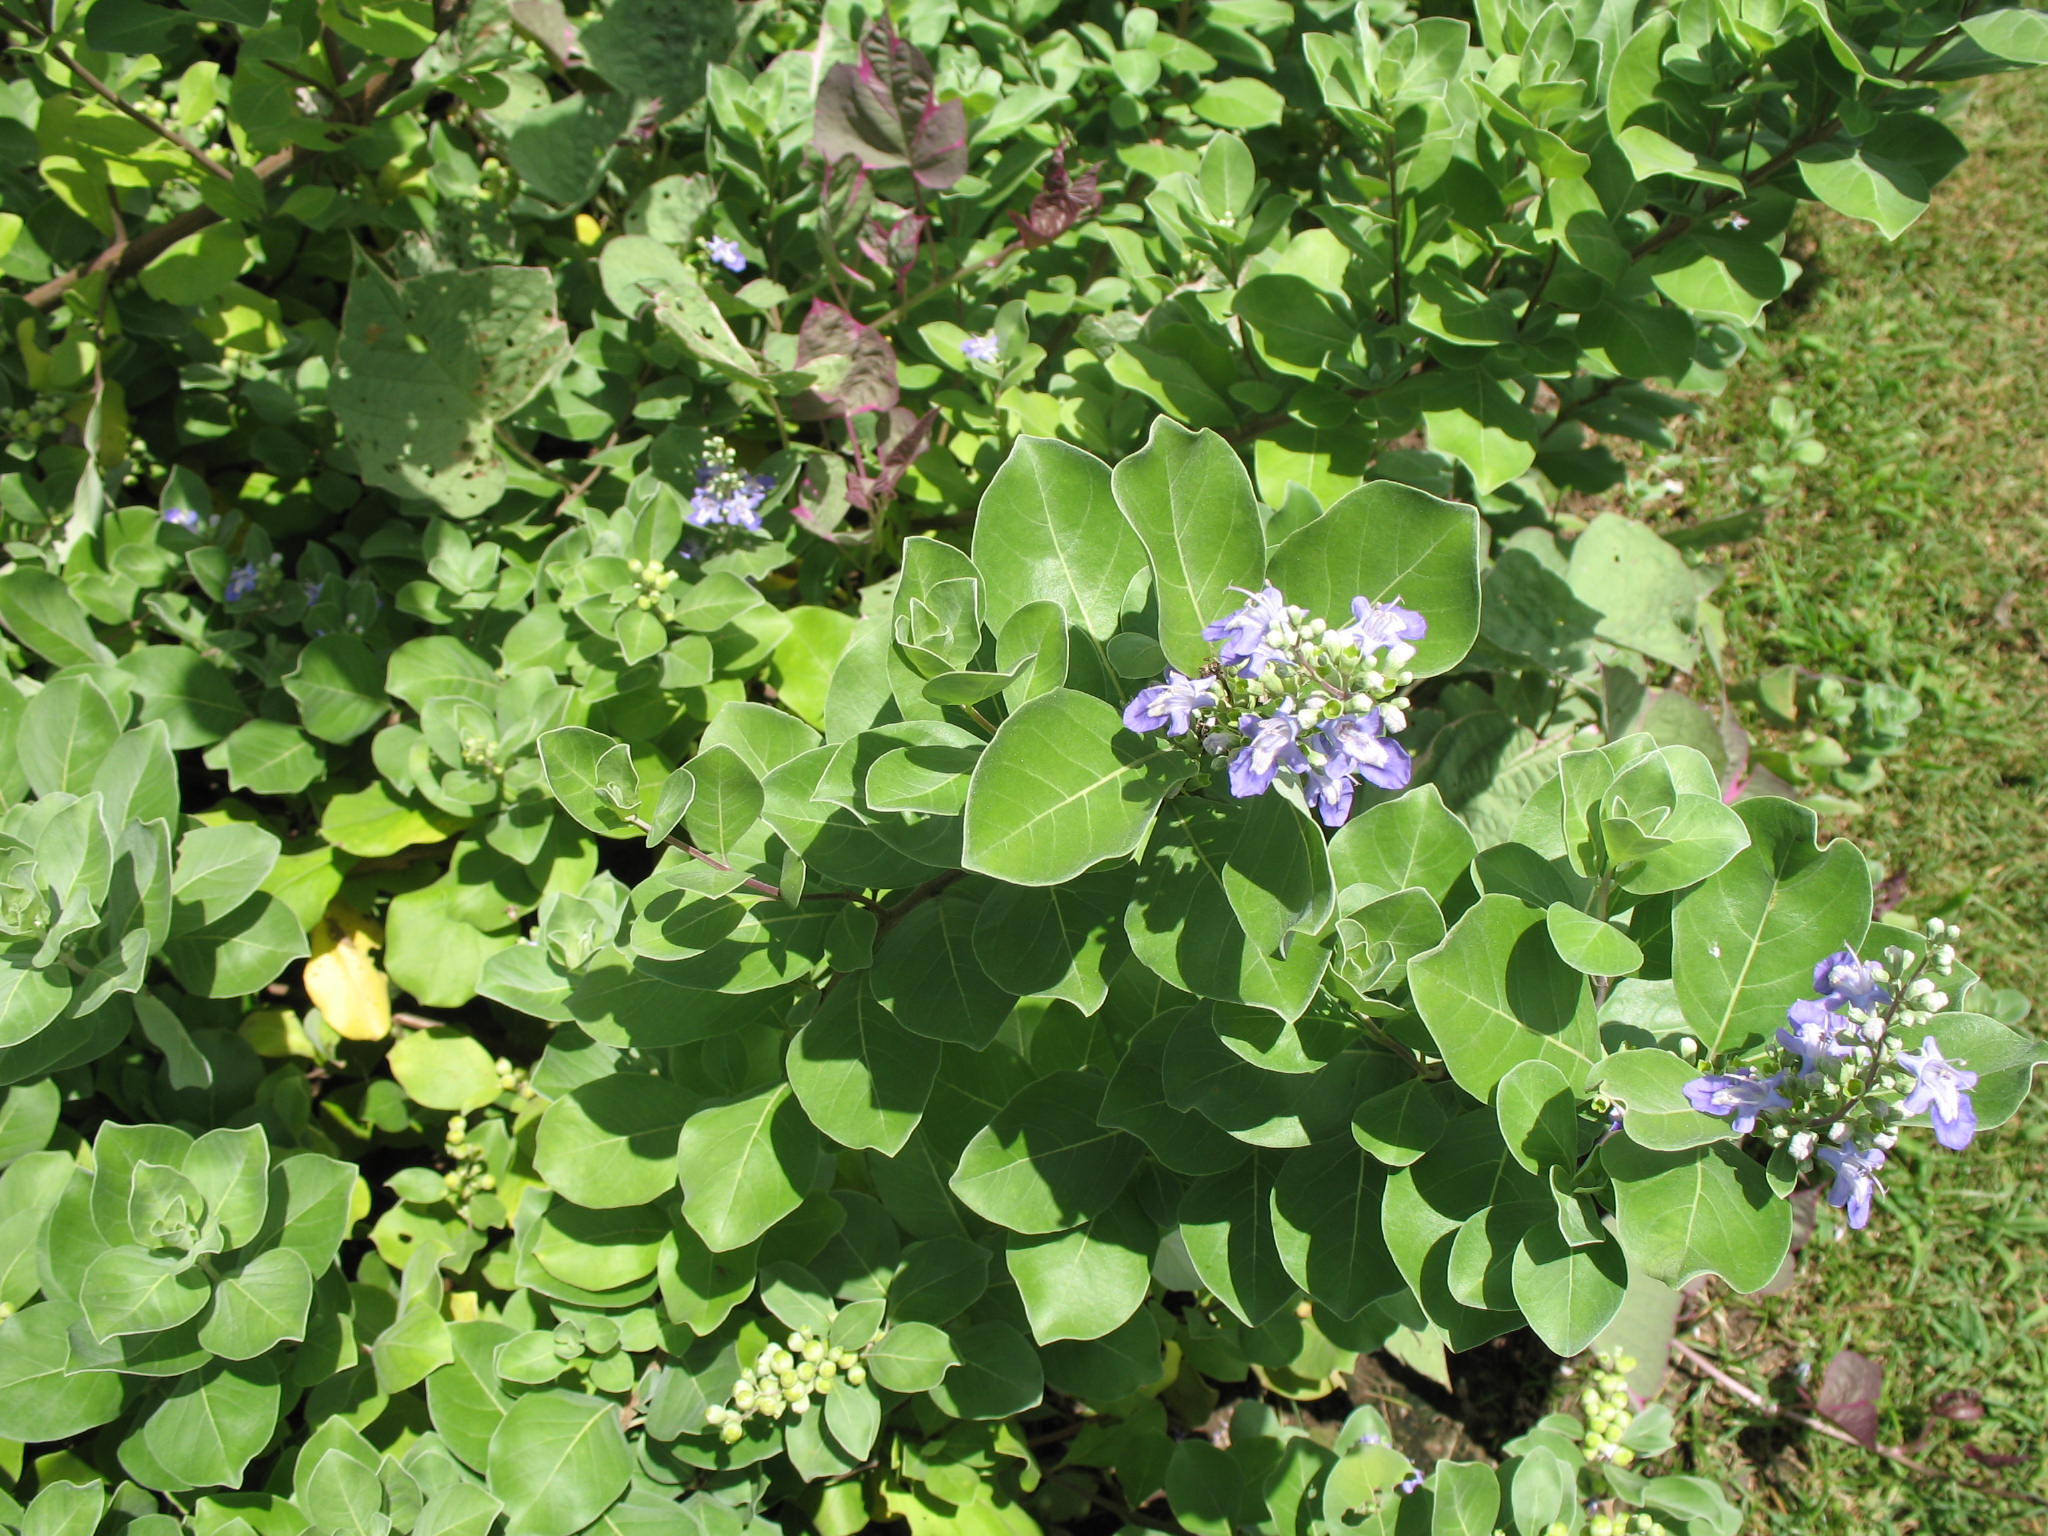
[1008,147,1103,250]
[811,19,968,189]
[846,408,935,512]
[1963,1445,2028,1469]
[858,210,928,277]
[793,301,899,420]
[1816,1349,1884,1448]
[1930,1388,1985,1422]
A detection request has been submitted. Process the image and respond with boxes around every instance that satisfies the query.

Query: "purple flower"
[1682,1068,1791,1135]
[1318,711,1414,792]
[960,332,1000,365]
[1813,949,1888,1013]
[223,562,259,602]
[1331,597,1427,668]
[689,467,776,531]
[161,506,201,532]
[1778,997,1857,1075]
[703,236,746,273]
[1897,1037,1978,1151]
[1123,671,1218,737]
[1228,710,1307,798]
[1201,585,1293,677]
[1817,1139,1886,1229]
[1302,756,1355,828]
[1397,1473,1423,1496]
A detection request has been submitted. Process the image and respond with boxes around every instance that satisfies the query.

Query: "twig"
[1671,1338,2048,1506]
[0,4,237,182]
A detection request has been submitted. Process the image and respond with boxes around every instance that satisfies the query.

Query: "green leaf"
[0,568,113,667]
[1328,784,1477,904]
[927,1321,1043,1420]
[1191,76,1285,128]
[198,1247,313,1359]
[0,1303,128,1441]
[1415,370,1541,494]
[160,892,308,1000]
[20,675,122,798]
[485,1390,632,1536]
[1006,1194,1153,1343]
[388,1026,503,1112]
[1592,1049,1734,1150]
[331,256,569,518]
[972,436,1146,642]
[81,1245,211,1343]
[866,1320,957,1393]
[1543,903,1644,977]
[962,689,1186,886]
[208,720,324,796]
[115,645,247,749]
[787,980,935,1156]
[538,727,639,838]
[1110,418,1264,673]
[1494,1059,1581,1173]
[537,1074,695,1210]
[285,635,388,744]
[384,883,517,1010]
[1382,1120,1533,1350]
[134,1358,281,1491]
[1605,1136,1790,1292]
[320,782,466,857]
[869,896,1018,1051]
[1270,1138,1404,1320]
[1410,894,1604,1099]
[1265,481,1483,678]
[1797,130,1931,240]
[971,869,1127,1012]
[1672,798,1871,1055]
[1641,235,1787,326]
[1179,1147,1296,1326]
[886,1237,990,1326]
[681,744,762,860]
[676,1085,818,1251]
[1125,798,1332,1020]
[949,1070,1138,1234]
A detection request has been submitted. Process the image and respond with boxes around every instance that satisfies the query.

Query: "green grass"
[1629,67,2048,1535]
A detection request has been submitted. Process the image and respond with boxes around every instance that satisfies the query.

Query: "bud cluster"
[1123,585,1426,829]
[1682,919,1973,1229]
[3,396,66,444]
[1574,1352,1640,1465]
[623,556,680,610]
[685,437,775,532]
[1581,1513,1670,1536]
[493,1055,537,1100]
[702,1326,866,1442]
[441,1114,497,1204]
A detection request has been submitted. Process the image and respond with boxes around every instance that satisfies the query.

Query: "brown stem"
[0,5,237,182]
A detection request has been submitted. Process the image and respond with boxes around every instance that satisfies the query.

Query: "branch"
[18,4,469,312]
[0,4,236,182]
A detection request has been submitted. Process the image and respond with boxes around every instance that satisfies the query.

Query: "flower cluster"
[960,332,1000,365]
[1683,918,1972,1229]
[702,1325,866,1442]
[161,505,203,532]
[1123,585,1423,828]
[687,437,776,532]
[702,235,747,273]
[224,559,264,602]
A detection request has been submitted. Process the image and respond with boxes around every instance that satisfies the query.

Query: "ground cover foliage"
[1613,66,2048,1532]
[0,2,2045,1536]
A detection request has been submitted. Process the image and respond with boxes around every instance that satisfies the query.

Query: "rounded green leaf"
[676,1085,818,1252]
[285,635,388,744]
[948,1071,1138,1235]
[866,1320,957,1393]
[1005,1196,1154,1344]
[963,689,1186,886]
[787,981,936,1156]
[389,1026,504,1113]
[485,1390,632,1536]
[535,1074,695,1210]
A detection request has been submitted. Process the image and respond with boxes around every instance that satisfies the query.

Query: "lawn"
[1630,64,2048,1535]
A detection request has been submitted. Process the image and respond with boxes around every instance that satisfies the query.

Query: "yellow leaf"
[240,1007,316,1060]
[574,213,602,246]
[305,901,391,1042]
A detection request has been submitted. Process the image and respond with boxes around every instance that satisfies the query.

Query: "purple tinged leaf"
[793,301,900,420]
[1816,1349,1884,1448]
[811,19,968,189]
[1009,147,1103,250]
[858,209,928,276]
[846,408,936,512]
